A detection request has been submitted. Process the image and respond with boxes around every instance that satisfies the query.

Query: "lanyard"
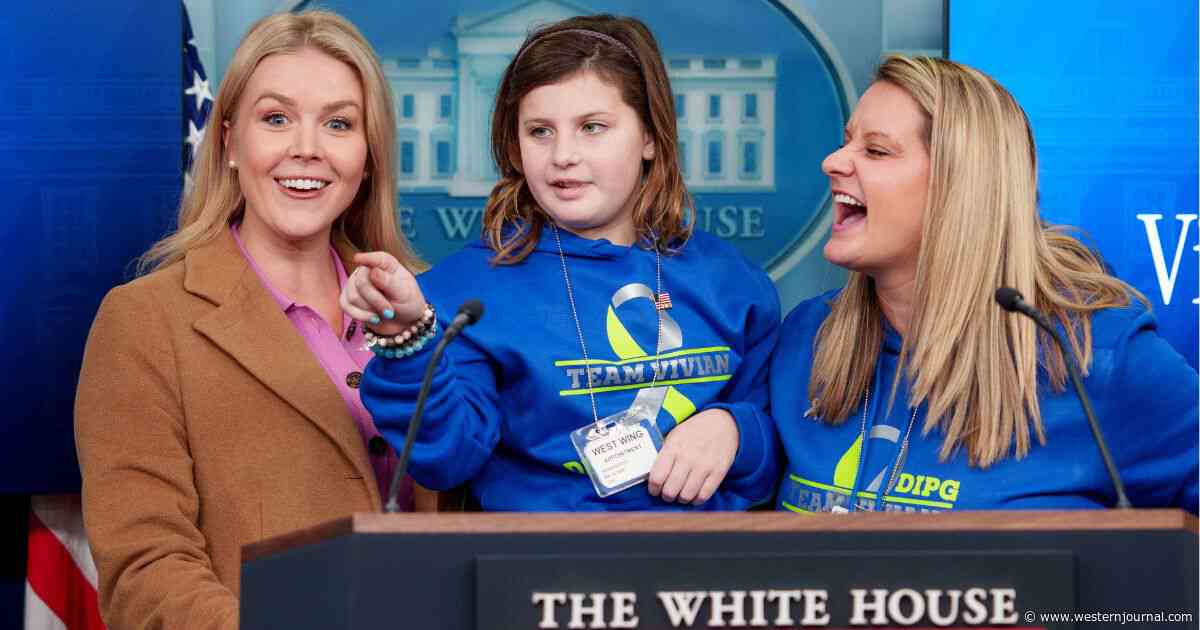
[844,359,919,512]
[550,223,666,432]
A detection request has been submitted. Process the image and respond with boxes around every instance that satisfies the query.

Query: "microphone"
[384,300,485,513]
[994,287,1131,509]
[449,299,484,329]
[994,287,1034,317]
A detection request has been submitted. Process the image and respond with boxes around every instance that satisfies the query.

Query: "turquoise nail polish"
[370,315,381,325]
[383,309,395,320]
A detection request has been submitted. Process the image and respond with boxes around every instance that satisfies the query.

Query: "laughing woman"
[74,11,425,629]
[773,55,1198,514]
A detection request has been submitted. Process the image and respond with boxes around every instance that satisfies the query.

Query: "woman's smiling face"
[224,46,368,249]
[821,80,930,280]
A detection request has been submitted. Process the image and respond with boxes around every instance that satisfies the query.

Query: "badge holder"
[570,401,664,498]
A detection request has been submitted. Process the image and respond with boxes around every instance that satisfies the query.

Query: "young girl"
[340,15,780,511]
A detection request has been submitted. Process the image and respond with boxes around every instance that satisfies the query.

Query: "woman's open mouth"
[832,192,867,231]
[276,177,331,199]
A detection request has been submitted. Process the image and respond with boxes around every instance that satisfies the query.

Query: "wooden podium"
[242,510,1197,629]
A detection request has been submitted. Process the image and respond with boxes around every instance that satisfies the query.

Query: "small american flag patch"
[655,292,673,310]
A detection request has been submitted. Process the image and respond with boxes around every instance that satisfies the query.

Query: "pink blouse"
[231,224,412,511]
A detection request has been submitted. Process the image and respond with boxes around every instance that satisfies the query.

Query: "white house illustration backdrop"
[384,0,775,197]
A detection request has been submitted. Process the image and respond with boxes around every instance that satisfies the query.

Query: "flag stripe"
[26,510,105,630]
[22,582,67,630]
[30,496,99,587]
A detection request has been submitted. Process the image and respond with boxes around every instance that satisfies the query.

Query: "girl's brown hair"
[483,14,692,264]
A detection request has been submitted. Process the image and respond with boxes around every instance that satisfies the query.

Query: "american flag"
[24,5,210,629]
[655,292,673,311]
[182,0,213,189]
[24,495,104,630]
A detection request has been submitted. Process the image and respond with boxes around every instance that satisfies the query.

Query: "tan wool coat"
[76,230,424,630]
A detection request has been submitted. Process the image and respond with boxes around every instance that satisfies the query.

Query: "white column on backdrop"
[211,0,284,87]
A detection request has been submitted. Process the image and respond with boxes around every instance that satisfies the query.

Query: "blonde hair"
[809,55,1146,467]
[483,14,692,264]
[138,10,424,274]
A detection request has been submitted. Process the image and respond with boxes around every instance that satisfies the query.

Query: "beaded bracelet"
[364,304,438,358]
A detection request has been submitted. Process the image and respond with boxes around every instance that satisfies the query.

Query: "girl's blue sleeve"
[361,324,501,491]
[696,270,783,510]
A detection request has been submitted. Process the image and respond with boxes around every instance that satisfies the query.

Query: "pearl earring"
[229,160,237,169]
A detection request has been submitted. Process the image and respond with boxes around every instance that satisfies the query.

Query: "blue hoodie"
[361,228,781,511]
[772,290,1198,513]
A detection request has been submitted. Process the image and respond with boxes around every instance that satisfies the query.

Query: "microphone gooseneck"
[994,287,1131,509]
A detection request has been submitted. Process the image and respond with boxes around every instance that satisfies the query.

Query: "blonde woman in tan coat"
[74,11,425,629]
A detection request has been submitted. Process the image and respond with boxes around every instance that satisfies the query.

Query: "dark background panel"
[0,2,180,626]
[0,2,181,494]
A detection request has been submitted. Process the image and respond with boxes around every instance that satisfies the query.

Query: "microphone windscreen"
[994,287,1023,312]
[458,299,484,325]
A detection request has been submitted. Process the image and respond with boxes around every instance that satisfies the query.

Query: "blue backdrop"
[0,3,181,494]
[951,0,1198,370]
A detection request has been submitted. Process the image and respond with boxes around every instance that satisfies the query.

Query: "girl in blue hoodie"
[339,15,780,511]
[773,55,1197,514]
